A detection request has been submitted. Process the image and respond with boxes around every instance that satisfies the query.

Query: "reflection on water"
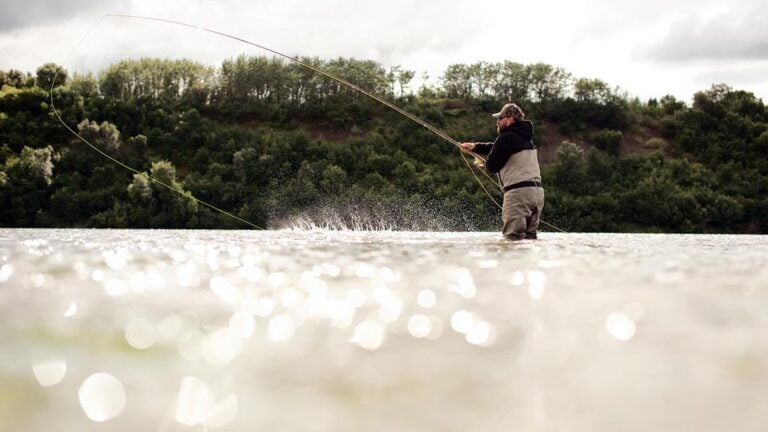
[605,311,636,342]
[78,373,126,422]
[1,229,767,431]
[175,376,238,428]
[32,360,67,387]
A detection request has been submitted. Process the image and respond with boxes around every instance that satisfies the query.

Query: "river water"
[0,229,766,431]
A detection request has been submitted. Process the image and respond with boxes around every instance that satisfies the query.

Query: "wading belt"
[502,180,543,193]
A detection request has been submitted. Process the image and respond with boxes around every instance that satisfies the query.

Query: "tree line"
[0,58,766,232]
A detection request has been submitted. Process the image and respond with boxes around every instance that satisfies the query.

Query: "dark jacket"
[473,120,536,174]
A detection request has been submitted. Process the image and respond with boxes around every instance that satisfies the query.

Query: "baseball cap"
[491,102,525,119]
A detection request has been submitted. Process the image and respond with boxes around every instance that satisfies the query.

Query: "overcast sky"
[2,0,767,103]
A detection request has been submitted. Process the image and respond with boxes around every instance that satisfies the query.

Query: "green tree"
[388,65,415,97]
[659,95,686,115]
[36,63,68,90]
[68,73,99,98]
[528,63,571,105]
[441,64,474,99]
[77,119,121,152]
[320,164,347,195]
[494,61,530,102]
[123,160,198,227]
[620,175,702,232]
[0,146,56,226]
[5,70,27,88]
[549,141,588,194]
[574,78,611,103]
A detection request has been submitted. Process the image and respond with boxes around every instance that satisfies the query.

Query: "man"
[460,102,544,240]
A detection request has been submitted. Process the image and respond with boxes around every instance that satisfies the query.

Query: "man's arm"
[470,142,494,156]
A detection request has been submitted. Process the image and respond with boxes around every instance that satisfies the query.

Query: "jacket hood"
[501,119,534,140]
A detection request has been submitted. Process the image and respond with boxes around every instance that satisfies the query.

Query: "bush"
[591,129,622,156]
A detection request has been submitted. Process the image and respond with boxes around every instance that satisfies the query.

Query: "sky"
[1,0,767,103]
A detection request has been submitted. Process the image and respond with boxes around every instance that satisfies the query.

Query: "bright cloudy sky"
[1,0,767,103]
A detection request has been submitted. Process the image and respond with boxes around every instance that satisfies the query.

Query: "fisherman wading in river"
[461,102,545,240]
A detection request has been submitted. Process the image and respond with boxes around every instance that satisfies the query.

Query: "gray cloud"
[267,0,482,64]
[0,0,126,32]
[635,6,768,62]
[695,63,768,87]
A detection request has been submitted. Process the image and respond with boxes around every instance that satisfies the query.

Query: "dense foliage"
[0,58,766,232]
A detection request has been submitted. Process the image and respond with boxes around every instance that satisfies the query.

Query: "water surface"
[1,229,767,431]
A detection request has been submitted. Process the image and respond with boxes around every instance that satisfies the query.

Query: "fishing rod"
[104,14,504,207]
[52,14,566,233]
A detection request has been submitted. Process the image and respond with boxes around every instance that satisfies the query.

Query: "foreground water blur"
[0,229,767,431]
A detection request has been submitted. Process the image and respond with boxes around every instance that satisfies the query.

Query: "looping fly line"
[52,14,566,233]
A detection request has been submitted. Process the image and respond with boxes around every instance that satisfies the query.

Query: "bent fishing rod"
[53,14,565,232]
[104,14,503,202]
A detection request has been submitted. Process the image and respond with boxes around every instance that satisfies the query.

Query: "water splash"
[273,196,479,231]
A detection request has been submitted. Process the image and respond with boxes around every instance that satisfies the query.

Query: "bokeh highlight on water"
[1,229,767,431]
